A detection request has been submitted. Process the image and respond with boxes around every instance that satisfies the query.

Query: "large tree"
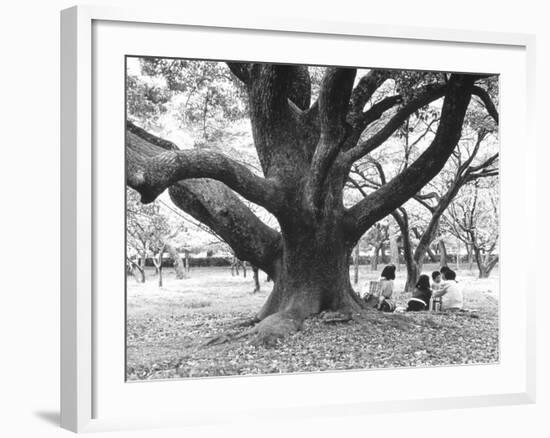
[126,62,496,343]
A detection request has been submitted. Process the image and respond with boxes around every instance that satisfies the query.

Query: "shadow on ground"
[34,410,59,427]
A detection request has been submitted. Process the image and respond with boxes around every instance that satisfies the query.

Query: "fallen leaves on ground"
[126,306,498,381]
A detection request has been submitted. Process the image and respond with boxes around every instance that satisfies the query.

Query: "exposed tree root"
[320,310,353,324]
[228,316,260,329]
[248,312,303,346]
[202,311,304,348]
[202,302,483,349]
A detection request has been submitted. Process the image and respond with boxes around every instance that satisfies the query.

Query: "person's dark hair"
[445,269,457,280]
[431,270,441,281]
[416,274,431,291]
[380,264,396,280]
[440,265,451,275]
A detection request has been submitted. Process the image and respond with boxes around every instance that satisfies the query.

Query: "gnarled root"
[247,312,303,347]
[202,311,303,348]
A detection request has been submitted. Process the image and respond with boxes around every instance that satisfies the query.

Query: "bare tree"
[445,180,499,278]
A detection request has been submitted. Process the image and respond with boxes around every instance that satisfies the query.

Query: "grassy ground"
[126,264,499,380]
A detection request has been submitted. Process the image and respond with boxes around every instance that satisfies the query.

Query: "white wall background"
[0,1,547,437]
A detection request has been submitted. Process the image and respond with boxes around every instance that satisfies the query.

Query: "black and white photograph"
[125,57,499,381]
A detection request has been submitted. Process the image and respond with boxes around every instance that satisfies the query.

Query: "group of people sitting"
[363,264,463,312]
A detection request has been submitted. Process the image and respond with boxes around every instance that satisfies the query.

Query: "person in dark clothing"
[406,274,432,311]
[440,265,451,279]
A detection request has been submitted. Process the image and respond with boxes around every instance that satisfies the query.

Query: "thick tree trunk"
[257,229,363,323]
[353,244,360,285]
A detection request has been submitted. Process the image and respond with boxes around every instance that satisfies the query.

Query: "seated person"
[431,270,442,291]
[439,265,451,278]
[432,269,463,311]
[430,270,442,309]
[377,264,396,310]
[406,274,432,311]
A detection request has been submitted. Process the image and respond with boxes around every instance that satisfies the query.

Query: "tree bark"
[257,226,363,323]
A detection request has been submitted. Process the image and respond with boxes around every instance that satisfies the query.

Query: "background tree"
[445,180,499,278]
[127,188,187,283]
[364,222,389,271]
[127,60,498,343]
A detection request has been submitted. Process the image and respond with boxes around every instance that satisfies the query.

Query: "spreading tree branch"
[472,86,499,124]
[247,64,312,175]
[169,180,282,276]
[126,122,282,275]
[343,84,448,163]
[305,68,357,211]
[348,69,393,124]
[126,124,283,214]
[227,62,251,84]
[343,74,477,241]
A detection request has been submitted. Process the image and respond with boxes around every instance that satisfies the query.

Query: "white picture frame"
[60,4,536,433]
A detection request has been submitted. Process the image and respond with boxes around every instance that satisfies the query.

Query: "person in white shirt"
[432,268,463,311]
